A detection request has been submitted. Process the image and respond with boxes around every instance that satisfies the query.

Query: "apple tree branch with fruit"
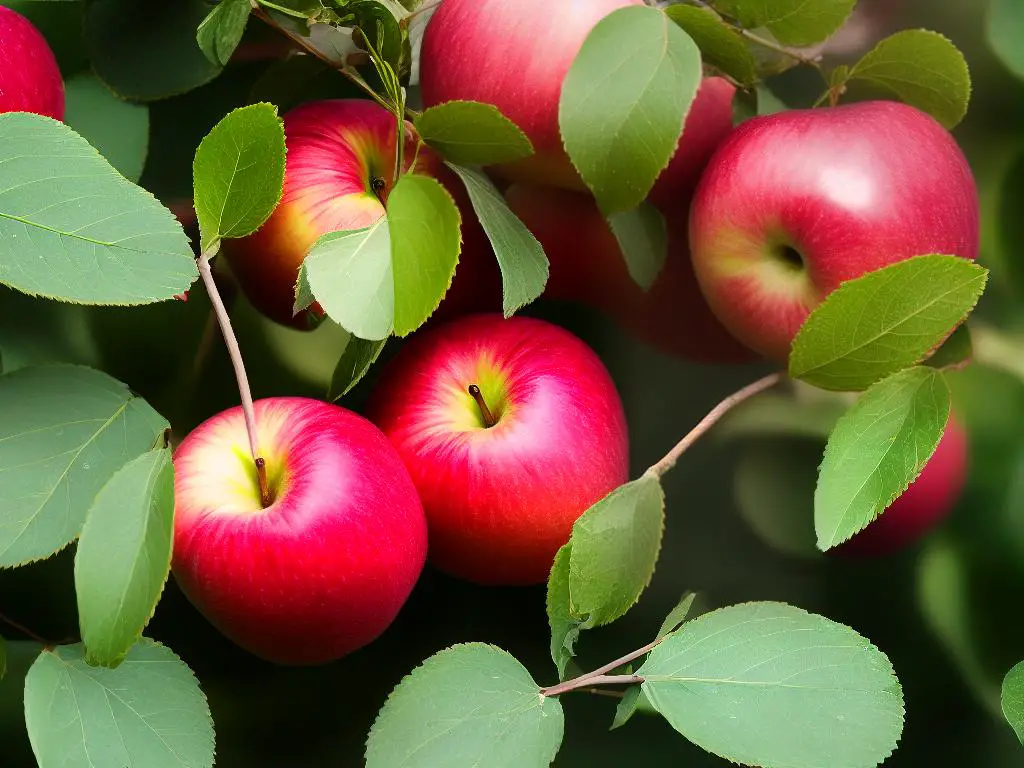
[1,0,1022,766]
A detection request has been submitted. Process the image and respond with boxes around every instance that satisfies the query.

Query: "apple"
[172,397,428,665]
[367,314,629,585]
[0,6,64,120]
[838,415,968,557]
[419,0,736,197]
[505,183,755,364]
[689,100,980,363]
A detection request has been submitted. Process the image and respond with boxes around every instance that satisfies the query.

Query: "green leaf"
[416,101,533,166]
[815,367,950,551]
[365,643,564,768]
[925,323,973,371]
[711,0,856,47]
[638,602,903,768]
[789,255,986,391]
[846,30,971,130]
[0,635,5,681]
[0,366,169,568]
[348,0,404,72]
[988,0,1024,80]
[84,0,222,101]
[606,204,668,291]
[296,220,394,340]
[1003,660,1024,744]
[196,0,251,67]
[193,103,286,250]
[0,113,197,305]
[387,175,461,336]
[328,335,387,400]
[75,449,174,668]
[64,73,149,183]
[568,474,665,626]
[444,164,548,316]
[611,686,643,730]
[664,4,757,86]
[656,592,698,641]
[717,390,846,441]
[24,639,214,768]
[546,544,591,680]
[559,5,701,215]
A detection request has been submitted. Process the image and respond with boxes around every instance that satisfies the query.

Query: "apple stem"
[646,371,784,481]
[197,241,269,504]
[468,384,497,428]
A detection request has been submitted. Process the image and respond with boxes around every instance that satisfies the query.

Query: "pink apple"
[172,397,427,665]
[419,0,737,198]
[505,183,755,364]
[838,415,968,556]
[0,6,64,120]
[689,100,980,363]
[367,314,629,585]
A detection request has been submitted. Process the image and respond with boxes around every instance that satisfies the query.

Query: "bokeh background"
[2,0,1024,765]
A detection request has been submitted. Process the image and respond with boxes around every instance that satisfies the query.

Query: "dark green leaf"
[638,602,903,768]
[0,366,169,568]
[656,592,697,641]
[606,204,668,291]
[611,686,642,730]
[789,255,987,391]
[387,175,461,336]
[64,73,149,183]
[0,635,5,681]
[75,449,174,667]
[365,643,564,768]
[445,164,548,315]
[248,54,366,112]
[348,0,405,72]
[546,544,591,680]
[568,474,665,626]
[0,113,196,305]
[1002,660,1024,744]
[193,103,286,250]
[24,639,214,768]
[925,323,973,370]
[328,335,387,400]
[988,0,1024,80]
[417,102,533,166]
[712,0,856,47]
[815,367,950,551]
[560,5,701,215]
[664,4,757,86]
[847,30,971,130]
[999,151,1024,299]
[196,0,251,68]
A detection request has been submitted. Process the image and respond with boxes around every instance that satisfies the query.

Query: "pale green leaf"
[789,255,987,391]
[417,101,533,166]
[0,113,196,304]
[366,643,564,768]
[611,686,643,730]
[639,602,904,768]
[988,0,1024,81]
[75,449,175,667]
[328,335,387,400]
[712,0,856,47]
[64,73,149,183]
[1002,660,1024,744]
[24,639,214,768]
[196,0,251,68]
[560,5,701,215]
[815,367,950,551]
[546,544,590,680]
[664,4,757,86]
[0,366,169,568]
[445,163,548,316]
[656,591,698,641]
[607,203,668,291]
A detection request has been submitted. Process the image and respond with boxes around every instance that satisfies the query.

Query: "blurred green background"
[3,0,1024,765]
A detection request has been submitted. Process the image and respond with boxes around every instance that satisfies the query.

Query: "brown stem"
[0,611,51,646]
[468,384,496,428]
[647,372,784,480]
[542,636,665,697]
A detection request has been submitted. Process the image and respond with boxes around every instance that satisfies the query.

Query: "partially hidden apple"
[172,397,428,665]
[838,415,968,557]
[0,6,64,120]
[689,100,980,363]
[419,0,736,198]
[368,314,629,585]
[505,184,755,364]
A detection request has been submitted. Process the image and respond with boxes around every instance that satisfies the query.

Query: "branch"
[542,636,664,697]
[0,611,53,646]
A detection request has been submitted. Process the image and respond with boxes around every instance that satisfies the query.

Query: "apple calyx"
[467,384,497,428]
[371,176,387,205]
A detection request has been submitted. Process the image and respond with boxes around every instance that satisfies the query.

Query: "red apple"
[419,0,736,198]
[172,397,427,665]
[368,314,629,585]
[838,415,968,556]
[689,100,980,363]
[505,184,755,364]
[0,6,64,120]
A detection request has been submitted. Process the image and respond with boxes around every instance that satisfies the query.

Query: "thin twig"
[542,637,664,697]
[0,611,51,646]
[739,28,824,69]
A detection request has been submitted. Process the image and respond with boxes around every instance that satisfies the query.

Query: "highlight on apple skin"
[368,314,629,586]
[689,100,980,364]
[0,6,65,120]
[172,397,428,665]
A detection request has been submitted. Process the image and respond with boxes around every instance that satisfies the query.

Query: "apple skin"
[505,183,755,364]
[689,100,980,363]
[367,314,629,585]
[172,397,428,665]
[419,0,736,196]
[0,6,64,120]
[838,415,968,557]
